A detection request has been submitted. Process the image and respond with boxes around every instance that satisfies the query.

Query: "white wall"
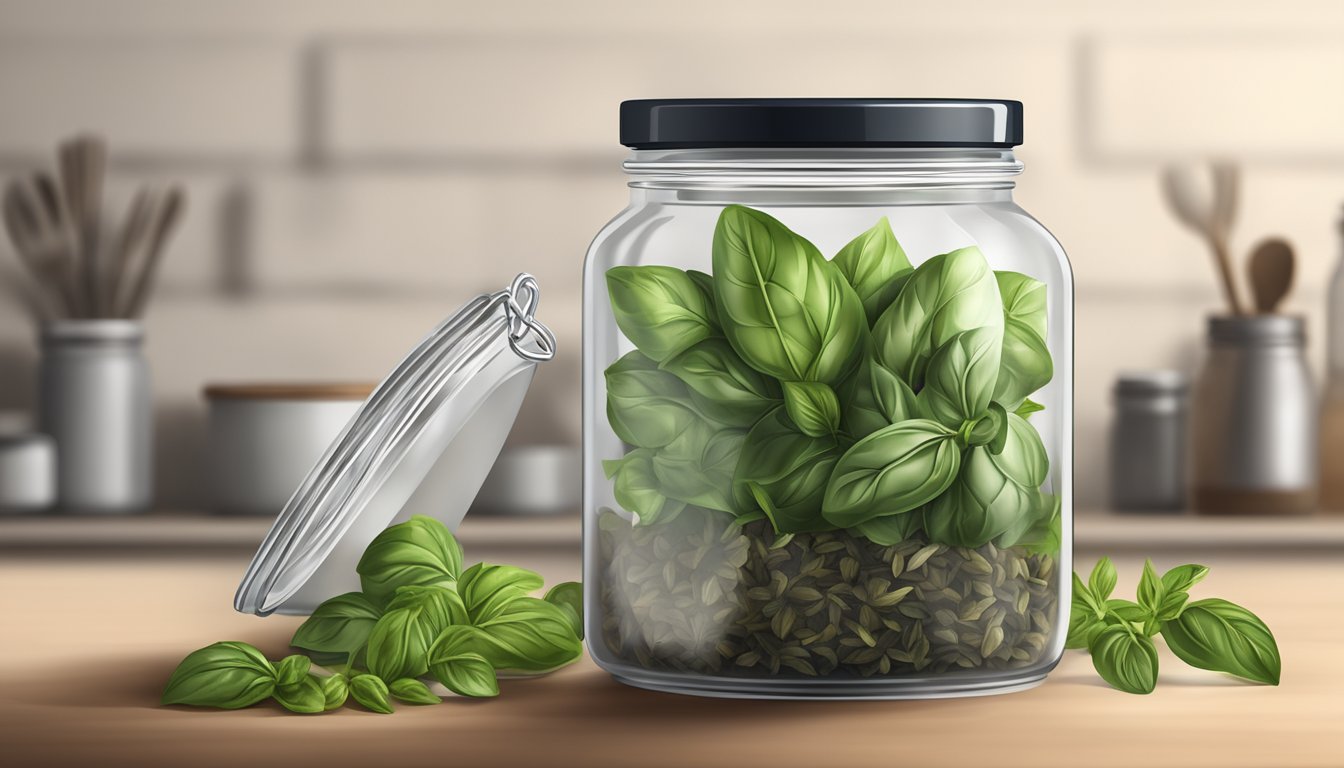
[0,0,1341,508]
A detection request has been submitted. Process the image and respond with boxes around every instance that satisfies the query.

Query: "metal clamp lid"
[234,274,555,616]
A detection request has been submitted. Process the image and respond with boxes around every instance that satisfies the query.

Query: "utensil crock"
[1190,315,1316,515]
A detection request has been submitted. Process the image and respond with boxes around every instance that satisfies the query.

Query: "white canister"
[0,432,57,513]
[205,383,373,516]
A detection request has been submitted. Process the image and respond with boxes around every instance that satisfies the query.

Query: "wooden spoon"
[122,185,185,318]
[1161,162,1245,315]
[3,180,79,317]
[1247,237,1295,314]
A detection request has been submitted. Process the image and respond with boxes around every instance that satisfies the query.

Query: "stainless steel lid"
[1208,315,1305,346]
[1114,370,1188,398]
[234,274,556,616]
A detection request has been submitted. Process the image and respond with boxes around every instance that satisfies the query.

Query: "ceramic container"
[205,383,373,516]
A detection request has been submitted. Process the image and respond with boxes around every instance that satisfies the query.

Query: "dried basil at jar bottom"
[597,508,1058,678]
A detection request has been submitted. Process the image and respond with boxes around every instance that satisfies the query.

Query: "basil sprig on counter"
[1070,558,1281,694]
[163,516,583,714]
[603,205,1058,549]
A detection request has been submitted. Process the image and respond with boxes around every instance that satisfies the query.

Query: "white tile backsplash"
[1,1,1343,508]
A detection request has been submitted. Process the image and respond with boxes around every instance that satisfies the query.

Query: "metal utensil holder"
[1190,315,1316,515]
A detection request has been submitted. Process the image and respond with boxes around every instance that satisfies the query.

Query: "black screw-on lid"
[620,99,1023,149]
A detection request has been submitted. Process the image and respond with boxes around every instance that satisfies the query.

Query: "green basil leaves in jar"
[584,99,1072,699]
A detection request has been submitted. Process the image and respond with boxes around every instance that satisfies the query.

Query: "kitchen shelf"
[0,510,581,551]
[1,510,1343,552]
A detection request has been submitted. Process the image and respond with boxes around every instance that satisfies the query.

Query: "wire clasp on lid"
[498,273,556,362]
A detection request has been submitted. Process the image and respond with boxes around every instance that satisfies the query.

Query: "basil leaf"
[366,585,465,681]
[1014,398,1045,418]
[275,673,326,714]
[321,673,349,711]
[349,673,393,714]
[1066,574,1101,649]
[924,413,1048,547]
[1090,557,1119,602]
[854,511,923,546]
[291,592,382,657]
[544,581,584,640]
[604,351,702,449]
[603,448,686,526]
[712,205,866,385]
[356,515,464,605]
[781,380,841,438]
[872,246,1003,390]
[994,271,1053,406]
[831,216,913,325]
[606,265,718,362]
[457,563,544,623]
[661,338,780,428]
[1160,598,1281,685]
[1134,559,1165,620]
[429,651,500,698]
[995,489,1058,550]
[732,408,841,534]
[389,677,441,705]
[650,420,745,515]
[823,420,960,529]
[844,356,917,440]
[274,654,311,688]
[452,598,583,673]
[963,402,1008,452]
[1103,598,1151,629]
[161,641,276,709]
[916,326,1004,430]
[1089,624,1159,694]
[1161,564,1210,598]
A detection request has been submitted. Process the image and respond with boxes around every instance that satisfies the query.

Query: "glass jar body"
[582,150,1073,698]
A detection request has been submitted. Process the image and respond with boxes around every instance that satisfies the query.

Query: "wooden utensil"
[107,188,155,316]
[58,136,107,316]
[122,186,185,318]
[1247,237,1295,314]
[1161,162,1245,315]
[3,179,79,317]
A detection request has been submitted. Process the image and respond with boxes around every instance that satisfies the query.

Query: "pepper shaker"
[1110,371,1188,512]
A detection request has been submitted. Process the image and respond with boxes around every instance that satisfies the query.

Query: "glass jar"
[582,99,1072,698]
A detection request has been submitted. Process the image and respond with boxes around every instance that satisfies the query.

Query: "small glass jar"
[582,100,1073,698]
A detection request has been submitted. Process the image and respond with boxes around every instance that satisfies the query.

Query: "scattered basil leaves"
[389,677,441,705]
[349,673,394,714]
[356,515,464,606]
[1070,560,1281,693]
[161,641,276,710]
[290,592,382,658]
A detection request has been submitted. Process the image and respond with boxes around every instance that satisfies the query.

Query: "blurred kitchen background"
[1,0,1343,516]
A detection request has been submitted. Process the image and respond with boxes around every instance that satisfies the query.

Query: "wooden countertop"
[1,540,1340,768]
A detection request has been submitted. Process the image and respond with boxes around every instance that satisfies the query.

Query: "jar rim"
[623,147,1024,188]
[42,319,144,343]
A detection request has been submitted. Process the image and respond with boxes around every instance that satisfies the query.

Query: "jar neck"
[624,147,1022,192]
